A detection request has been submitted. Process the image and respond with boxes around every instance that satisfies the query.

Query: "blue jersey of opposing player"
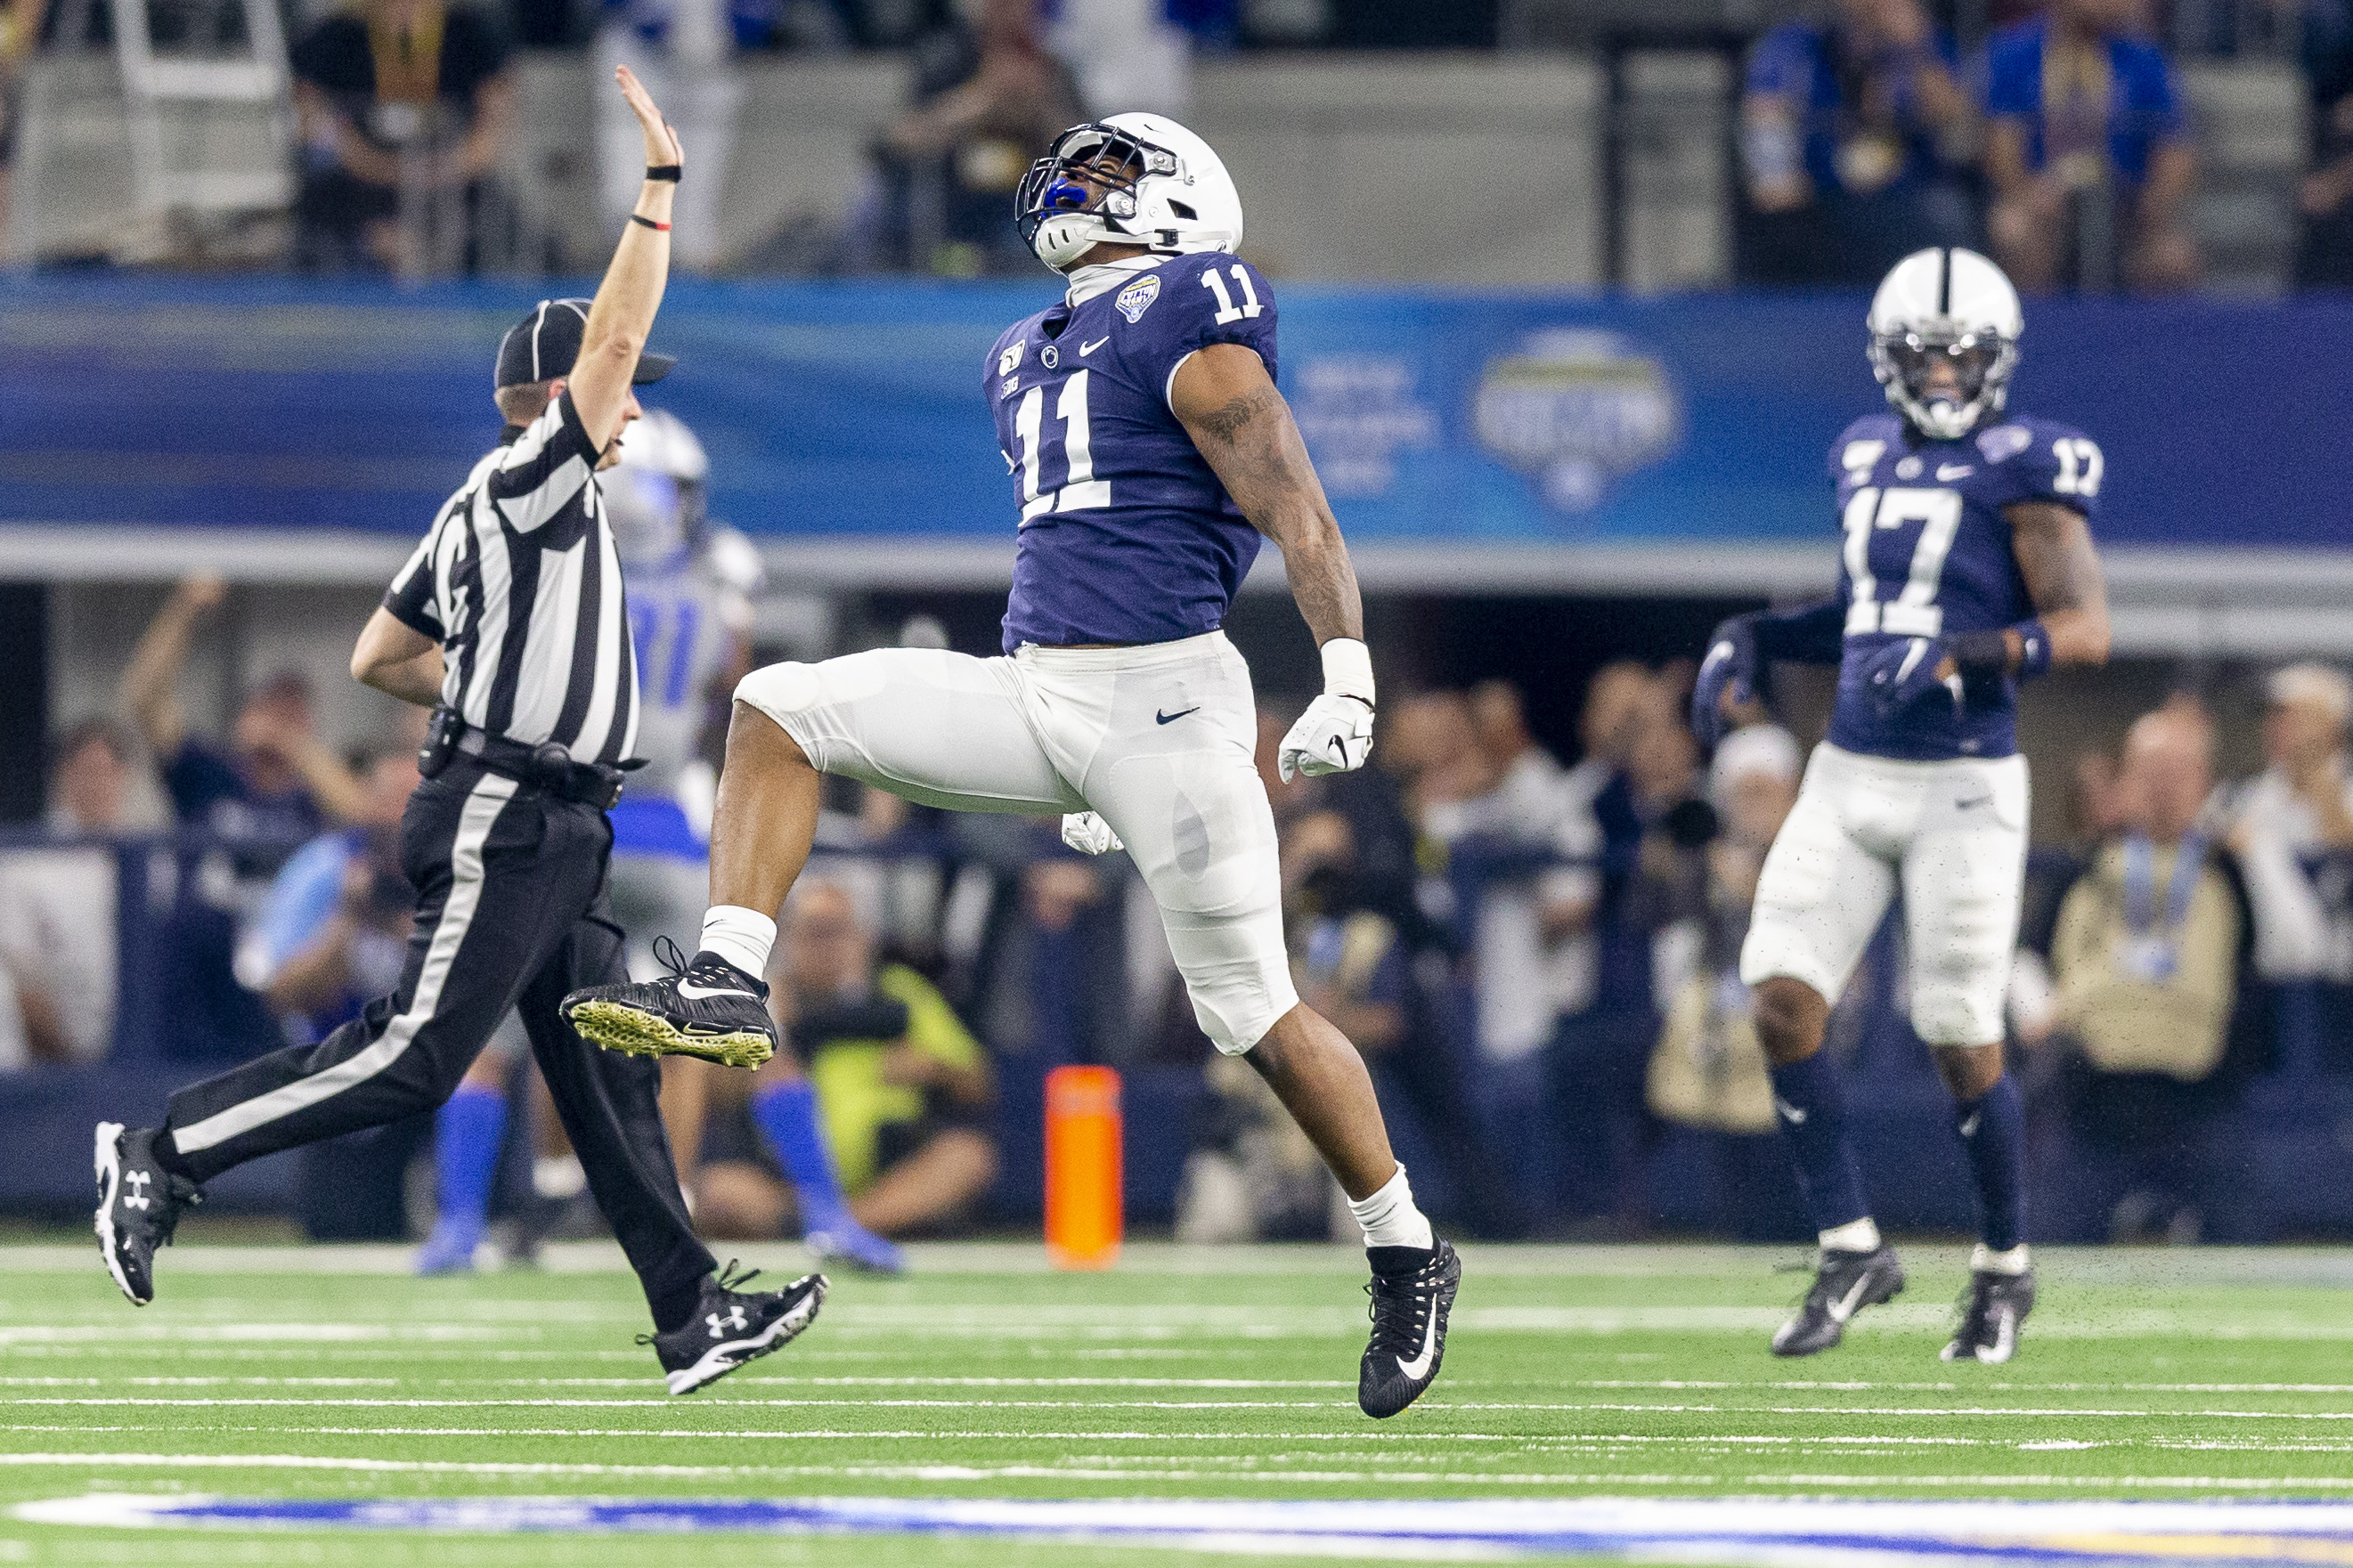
[1827,412,2103,761]
[987,250,1279,653]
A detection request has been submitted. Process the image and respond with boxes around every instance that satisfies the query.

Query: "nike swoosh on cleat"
[1079,337,1110,355]
[1155,707,1200,725]
[1825,1272,1875,1324]
[677,979,758,1001]
[1393,1307,1442,1381]
[1977,1307,2017,1363]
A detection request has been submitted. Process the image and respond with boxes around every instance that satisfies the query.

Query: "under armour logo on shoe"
[123,1170,153,1211]
[707,1307,749,1338]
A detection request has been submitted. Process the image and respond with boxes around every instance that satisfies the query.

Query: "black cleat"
[645,1262,827,1396]
[1358,1239,1460,1419]
[1944,1266,2035,1364]
[1771,1244,1905,1357]
[564,939,777,1069]
[94,1123,201,1306]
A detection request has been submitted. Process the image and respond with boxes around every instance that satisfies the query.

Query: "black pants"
[163,758,715,1328]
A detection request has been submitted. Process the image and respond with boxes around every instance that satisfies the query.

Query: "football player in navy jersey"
[1690,248,2112,1364]
[564,115,1458,1418]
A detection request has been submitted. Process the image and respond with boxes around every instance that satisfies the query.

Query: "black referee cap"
[494,298,676,390]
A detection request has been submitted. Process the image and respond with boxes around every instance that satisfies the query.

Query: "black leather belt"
[419,710,631,809]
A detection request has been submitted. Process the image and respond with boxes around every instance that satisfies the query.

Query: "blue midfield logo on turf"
[24,1495,2353,1563]
[1472,329,1679,516]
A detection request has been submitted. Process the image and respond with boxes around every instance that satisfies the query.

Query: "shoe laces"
[652,934,693,979]
[655,935,769,998]
[1364,1260,1435,1357]
[712,1258,764,1296]
[152,1179,200,1247]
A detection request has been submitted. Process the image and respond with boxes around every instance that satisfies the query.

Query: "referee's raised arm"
[569,66,684,452]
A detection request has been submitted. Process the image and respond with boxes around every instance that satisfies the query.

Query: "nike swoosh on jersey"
[1394,1305,1442,1381]
[1079,337,1111,355]
[1774,1097,1808,1125]
[1958,1111,1983,1137]
[677,979,759,1002]
[1938,463,1975,481]
[1155,707,1201,725]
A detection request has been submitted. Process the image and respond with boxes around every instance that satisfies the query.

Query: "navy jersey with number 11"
[987,252,1280,653]
[1828,410,2104,762]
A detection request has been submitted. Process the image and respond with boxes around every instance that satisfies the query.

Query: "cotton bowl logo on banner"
[1473,329,1680,515]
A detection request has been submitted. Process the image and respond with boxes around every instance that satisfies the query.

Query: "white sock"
[1348,1165,1434,1252]
[1972,1241,2031,1275]
[1820,1216,1882,1255]
[698,906,777,980]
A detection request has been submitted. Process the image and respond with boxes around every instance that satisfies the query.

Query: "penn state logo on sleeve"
[1116,274,1160,324]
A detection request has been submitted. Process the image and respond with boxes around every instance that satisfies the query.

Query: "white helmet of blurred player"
[607,409,709,568]
[1867,248,2023,443]
[1015,113,1243,272]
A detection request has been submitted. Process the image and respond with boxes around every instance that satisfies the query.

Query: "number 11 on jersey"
[1014,369,1111,522]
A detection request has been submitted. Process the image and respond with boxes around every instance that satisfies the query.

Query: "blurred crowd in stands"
[11,0,2353,288]
[10,573,2353,1247]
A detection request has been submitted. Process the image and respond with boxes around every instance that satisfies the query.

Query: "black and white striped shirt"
[382,390,639,765]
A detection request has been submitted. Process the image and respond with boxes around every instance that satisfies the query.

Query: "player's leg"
[745,1056,904,1274]
[1061,638,1452,1418]
[1901,755,2035,1363]
[1739,750,1905,1355]
[98,774,553,1305]
[565,648,1076,1063]
[414,1020,525,1276]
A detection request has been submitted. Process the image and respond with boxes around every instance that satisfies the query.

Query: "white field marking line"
[1573,1379,2353,1394]
[0,1325,509,1345]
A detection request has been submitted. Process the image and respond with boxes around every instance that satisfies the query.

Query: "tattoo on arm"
[2007,500,2111,666]
[1181,370,1364,644]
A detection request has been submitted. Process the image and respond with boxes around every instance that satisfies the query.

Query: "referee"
[95,67,826,1398]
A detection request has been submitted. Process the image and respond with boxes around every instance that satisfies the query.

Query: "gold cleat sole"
[565,1001,777,1069]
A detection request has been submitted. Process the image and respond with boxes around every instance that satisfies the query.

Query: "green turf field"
[2,1233,2349,1566]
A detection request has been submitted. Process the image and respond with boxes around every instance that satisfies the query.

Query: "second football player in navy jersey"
[566,113,1460,1418]
[1690,248,2112,1367]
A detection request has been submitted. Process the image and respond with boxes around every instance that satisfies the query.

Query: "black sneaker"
[1771,1243,1905,1357]
[1358,1239,1460,1419]
[1944,1266,2036,1364]
[94,1123,201,1306]
[644,1262,826,1396]
[564,938,777,1069]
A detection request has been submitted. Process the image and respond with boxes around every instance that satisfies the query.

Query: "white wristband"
[1319,638,1375,706]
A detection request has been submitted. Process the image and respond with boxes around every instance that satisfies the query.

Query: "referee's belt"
[421,711,635,810]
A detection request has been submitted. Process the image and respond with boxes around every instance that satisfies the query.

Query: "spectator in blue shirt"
[1982,0,2201,293]
[1739,0,1980,286]
[118,574,367,843]
[2292,0,2353,288]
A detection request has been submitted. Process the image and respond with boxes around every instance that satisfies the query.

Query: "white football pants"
[1740,742,2029,1047]
[735,631,1296,1054]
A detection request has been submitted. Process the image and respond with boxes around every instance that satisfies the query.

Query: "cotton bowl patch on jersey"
[1115,274,1160,322]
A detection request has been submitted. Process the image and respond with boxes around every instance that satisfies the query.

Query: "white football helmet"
[1015,113,1243,272]
[606,408,709,568]
[1867,248,2023,442]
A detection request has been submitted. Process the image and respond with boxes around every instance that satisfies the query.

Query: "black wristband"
[1950,628,2013,678]
[645,164,681,183]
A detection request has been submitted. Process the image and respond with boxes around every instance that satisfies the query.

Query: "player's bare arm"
[1172,342,1363,644]
[2004,500,2111,668]
[350,608,445,707]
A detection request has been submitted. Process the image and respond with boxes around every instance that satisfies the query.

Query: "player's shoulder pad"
[1981,413,2105,515]
[1828,411,1903,478]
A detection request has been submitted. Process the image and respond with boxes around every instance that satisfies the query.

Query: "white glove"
[1061,811,1124,856]
[1277,637,1379,783]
